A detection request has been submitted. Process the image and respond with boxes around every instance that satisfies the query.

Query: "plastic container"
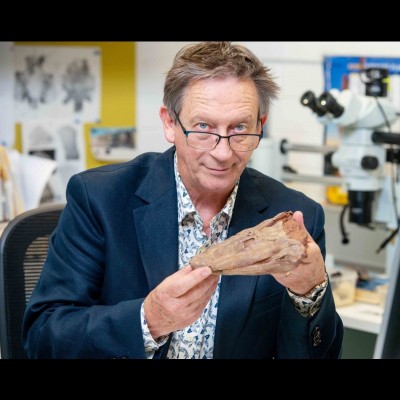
[328,267,358,307]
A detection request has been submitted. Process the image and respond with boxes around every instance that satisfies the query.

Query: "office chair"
[0,203,65,359]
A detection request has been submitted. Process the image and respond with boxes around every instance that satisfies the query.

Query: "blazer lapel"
[214,170,271,358]
[133,148,179,290]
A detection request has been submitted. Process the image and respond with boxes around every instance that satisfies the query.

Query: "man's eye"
[236,124,246,132]
[198,122,209,130]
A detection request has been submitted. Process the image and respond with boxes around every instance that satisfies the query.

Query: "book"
[355,275,389,306]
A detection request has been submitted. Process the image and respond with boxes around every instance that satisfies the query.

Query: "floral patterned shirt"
[140,153,237,359]
[140,152,327,358]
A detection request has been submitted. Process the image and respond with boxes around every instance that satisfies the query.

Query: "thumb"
[292,211,314,248]
[292,210,306,230]
[292,211,313,244]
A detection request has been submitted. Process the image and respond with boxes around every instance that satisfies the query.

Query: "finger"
[184,274,219,304]
[191,287,219,320]
[169,265,213,297]
[175,264,194,276]
[185,277,220,318]
[167,276,219,327]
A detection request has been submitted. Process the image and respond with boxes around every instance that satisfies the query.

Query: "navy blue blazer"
[22,146,343,359]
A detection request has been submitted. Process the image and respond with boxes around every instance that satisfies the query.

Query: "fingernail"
[201,267,212,277]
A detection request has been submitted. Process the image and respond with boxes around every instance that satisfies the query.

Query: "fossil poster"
[14,45,101,123]
[90,126,137,162]
[21,120,86,203]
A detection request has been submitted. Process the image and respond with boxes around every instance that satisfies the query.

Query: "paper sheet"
[6,148,57,211]
[14,45,101,123]
[21,120,86,203]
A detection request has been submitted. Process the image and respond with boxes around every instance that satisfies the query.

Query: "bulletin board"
[9,42,136,205]
[324,56,400,97]
[14,42,136,170]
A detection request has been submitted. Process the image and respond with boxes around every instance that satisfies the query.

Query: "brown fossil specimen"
[190,211,308,275]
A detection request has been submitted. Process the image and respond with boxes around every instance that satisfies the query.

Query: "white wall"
[240,42,400,62]
[136,42,193,154]
[0,42,15,148]
[137,42,400,181]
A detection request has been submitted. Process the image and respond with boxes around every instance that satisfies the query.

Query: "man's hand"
[143,265,219,340]
[271,211,326,295]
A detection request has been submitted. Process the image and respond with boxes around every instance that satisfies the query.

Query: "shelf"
[336,301,383,335]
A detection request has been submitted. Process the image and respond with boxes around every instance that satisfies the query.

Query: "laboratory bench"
[336,301,383,335]
[336,302,382,359]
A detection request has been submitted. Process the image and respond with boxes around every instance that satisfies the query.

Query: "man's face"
[162,76,262,199]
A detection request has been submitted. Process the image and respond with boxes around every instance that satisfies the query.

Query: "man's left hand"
[271,211,326,295]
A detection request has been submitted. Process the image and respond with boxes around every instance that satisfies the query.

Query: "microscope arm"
[372,131,400,145]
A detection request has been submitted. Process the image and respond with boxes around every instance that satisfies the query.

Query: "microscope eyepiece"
[318,92,344,118]
[300,91,326,117]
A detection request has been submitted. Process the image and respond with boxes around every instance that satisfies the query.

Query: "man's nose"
[212,135,233,153]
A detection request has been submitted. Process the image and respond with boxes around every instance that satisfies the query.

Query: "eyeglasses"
[174,111,263,152]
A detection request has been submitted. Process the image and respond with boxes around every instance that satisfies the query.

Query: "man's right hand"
[143,265,219,340]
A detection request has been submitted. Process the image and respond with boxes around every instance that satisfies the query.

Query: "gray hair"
[163,42,280,120]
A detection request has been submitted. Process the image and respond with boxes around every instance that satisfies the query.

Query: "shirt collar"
[174,152,239,224]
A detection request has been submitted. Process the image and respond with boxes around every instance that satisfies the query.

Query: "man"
[22,42,343,359]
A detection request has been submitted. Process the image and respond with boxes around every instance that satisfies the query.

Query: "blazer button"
[312,326,322,347]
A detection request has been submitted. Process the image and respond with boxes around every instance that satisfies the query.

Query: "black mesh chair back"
[0,203,65,359]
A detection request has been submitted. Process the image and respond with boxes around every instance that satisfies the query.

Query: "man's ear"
[160,106,176,144]
[261,114,268,127]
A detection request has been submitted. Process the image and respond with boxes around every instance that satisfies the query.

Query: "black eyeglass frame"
[173,111,263,152]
